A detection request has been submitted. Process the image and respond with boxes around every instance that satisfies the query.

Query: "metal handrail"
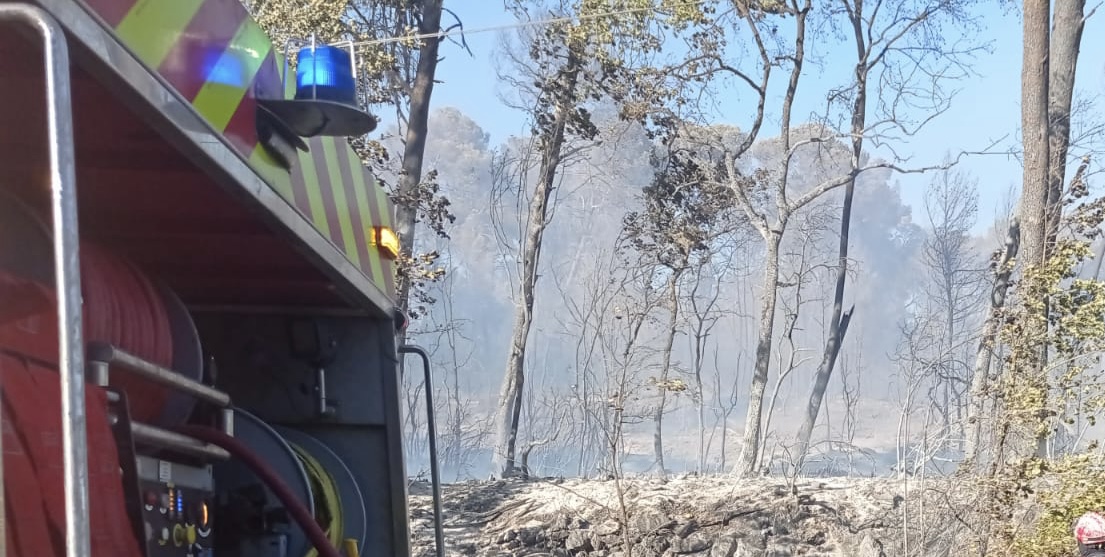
[398,345,445,557]
[88,342,235,436]
[102,392,231,461]
[0,5,86,557]
[130,421,231,461]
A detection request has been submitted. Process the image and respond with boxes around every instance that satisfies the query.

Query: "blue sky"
[389,2,1105,235]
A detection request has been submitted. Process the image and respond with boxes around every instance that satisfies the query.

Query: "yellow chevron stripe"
[115,0,205,68]
[371,176,393,229]
[347,151,386,286]
[248,144,295,201]
[320,138,361,267]
[192,22,272,131]
[279,52,297,99]
[297,150,329,232]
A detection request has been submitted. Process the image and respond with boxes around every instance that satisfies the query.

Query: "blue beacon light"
[294,45,357,106]
[257,39,376,142]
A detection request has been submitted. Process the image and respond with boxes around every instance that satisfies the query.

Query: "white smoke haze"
[378,105,1029,481]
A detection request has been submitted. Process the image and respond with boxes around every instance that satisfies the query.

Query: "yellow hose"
[343,539,360,557]
[289,442,344,557]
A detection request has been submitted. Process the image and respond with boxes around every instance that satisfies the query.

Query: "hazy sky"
[381,3,1105,235]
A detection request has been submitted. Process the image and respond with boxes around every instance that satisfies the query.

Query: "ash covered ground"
[405,476,940,557]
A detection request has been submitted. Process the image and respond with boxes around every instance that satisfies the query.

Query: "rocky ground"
[406,476,925,557]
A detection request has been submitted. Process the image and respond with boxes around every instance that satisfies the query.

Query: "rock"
[566,530,593,553]
[548,529,571,543]
[857,534,885,557]
[639,536,671,557]
[674,520,699,538]
[596,520,622,536]
[633,513,673,533]
[516,526,543,546]
[710,536,740,557]
[805,531,826,546]
[591,533,607,551]
[671,532,712,554]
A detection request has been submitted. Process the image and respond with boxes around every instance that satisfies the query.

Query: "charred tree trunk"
[735,231,782,477]
[793,4,868,470]
[492,53,582,477]
[394,0,445,319]
[964,219,1019,469]
[653,268,682,478]
[1018,0,1051,274]
[1045,0,1085,247]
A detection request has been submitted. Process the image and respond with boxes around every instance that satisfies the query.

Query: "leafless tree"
[622,145,738,476]
[684,254,728,473]
[518,386,572,477]
[794,0,985,471]
[759,210,832,473]
[838,346,862,475]
[421,247,493,480]
[963,217,1019,468]
[919,166,987,450]
[489,0,685,477]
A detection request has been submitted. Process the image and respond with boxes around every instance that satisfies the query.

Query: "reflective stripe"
[191,21,271,130]
[115,0,205,68]
[345,149,387,287]
[321,138,362,268]
[298,148,329,233]
[85,0,398,303]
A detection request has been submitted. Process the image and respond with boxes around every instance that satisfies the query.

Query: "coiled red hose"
[1,199,191,426]
[176,425,343,557]
[81,241,177,425]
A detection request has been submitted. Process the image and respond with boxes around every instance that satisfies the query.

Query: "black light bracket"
[257,97,377,138]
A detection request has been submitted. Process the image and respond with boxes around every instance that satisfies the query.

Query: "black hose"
[175,425,343,557]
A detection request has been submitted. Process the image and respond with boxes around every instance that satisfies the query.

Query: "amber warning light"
[372,226,400,260]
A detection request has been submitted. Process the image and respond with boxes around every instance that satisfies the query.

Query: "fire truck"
[0,0,443,556]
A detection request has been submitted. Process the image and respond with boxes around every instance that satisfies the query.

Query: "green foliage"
[648,376,688,392]
[984,181,1105,554]
[995,198,1105,445]
[1010,453,1105,557]
[620,152,735,271]
[511,0,723,143]
[396,251,447,320]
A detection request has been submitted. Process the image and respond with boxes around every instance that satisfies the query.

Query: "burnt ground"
[405,476,931,557]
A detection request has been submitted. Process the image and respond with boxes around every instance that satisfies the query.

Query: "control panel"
[137,455,215,557]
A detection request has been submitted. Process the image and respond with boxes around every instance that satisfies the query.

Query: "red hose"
[81,241,176,425]
[176,425,343,557]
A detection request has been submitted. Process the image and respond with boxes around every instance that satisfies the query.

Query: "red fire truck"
[0,0,442,556]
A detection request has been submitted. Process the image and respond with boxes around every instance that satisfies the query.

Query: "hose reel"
[212,409,367,557]
[0,189,204,428]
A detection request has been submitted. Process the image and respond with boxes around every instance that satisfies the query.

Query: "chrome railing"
[88,342,234,460]
[0,5,85,557]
